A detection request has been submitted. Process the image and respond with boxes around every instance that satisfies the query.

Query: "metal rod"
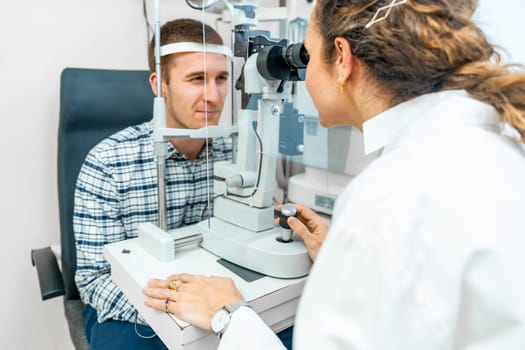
[156,152,167,230]
[154,0,168,230]
[154,0,162,97]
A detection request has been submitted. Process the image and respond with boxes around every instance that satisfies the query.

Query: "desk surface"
[104,238,306,349]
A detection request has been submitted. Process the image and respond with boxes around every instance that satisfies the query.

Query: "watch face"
[211,308,230,334]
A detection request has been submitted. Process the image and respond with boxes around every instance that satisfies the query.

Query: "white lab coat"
[220,90,525,350]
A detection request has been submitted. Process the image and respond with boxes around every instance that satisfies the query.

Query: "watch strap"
[224,299,248,314]
[213,300,248,339]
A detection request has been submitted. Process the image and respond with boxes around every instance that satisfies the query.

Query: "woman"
[143,0,525,348]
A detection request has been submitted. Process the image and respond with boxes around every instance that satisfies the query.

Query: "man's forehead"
[171,51,228,66]
[168,52,229,75]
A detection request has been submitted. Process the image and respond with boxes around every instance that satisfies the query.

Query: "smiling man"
[73,19,232,350]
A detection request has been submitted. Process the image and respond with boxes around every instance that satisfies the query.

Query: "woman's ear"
[334,37,353,84]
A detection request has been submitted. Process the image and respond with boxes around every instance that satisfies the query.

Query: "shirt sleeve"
[73,151,139,323]
[219,307,287,350]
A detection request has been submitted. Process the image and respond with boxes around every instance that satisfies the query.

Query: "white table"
[104,238,306,349]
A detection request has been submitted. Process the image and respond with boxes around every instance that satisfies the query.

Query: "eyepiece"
[256,42,308,81]
[284,43,309,69]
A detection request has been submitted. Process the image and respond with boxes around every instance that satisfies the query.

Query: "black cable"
[199,125,264,217]
[200,125,263,216]
[200,193,226,221]
[227,125,264,199]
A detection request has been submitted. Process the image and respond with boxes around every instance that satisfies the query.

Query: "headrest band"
[159,42,233,58]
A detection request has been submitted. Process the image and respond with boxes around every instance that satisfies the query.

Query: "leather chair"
[31,68,153,349]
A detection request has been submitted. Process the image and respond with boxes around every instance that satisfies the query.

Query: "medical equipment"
[137,0,315,278]
[277,204,297,243]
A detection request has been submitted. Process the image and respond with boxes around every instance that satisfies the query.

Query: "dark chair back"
[58,68,153,299]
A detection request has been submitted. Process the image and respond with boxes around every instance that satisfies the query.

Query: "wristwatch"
[210,300,248,338]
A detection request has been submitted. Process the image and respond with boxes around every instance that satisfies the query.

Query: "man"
[74,17,293,349]
[73,18,232,349]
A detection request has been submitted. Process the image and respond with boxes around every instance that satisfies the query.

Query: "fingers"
[276,204,325,229]
[287,216,310,240]
[294,204,325,227]
[143,293,187,315]
[143,285,182,317]
[143,273,244,332]
[168,279,183,291]
[147,278,170,288]
[166,273,205,283]
[285,205,328,261]
[143,285,177,301]
[288,203,311,218]
[275,204,312,225]
[144,295,174,312]
[284,205,320,233]
[147,277,189,293]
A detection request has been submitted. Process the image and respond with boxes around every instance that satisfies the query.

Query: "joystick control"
[277,204,297,243]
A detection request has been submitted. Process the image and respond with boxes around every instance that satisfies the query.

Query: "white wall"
[0,0,284,349]
[0,0,522,349]
[0,1,227,349]
[475,0,525,64]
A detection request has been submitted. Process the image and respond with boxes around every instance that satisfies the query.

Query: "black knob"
[278,204,297,228]
[277,204,297,243]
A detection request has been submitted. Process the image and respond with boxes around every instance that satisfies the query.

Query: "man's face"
[162,52,229,129]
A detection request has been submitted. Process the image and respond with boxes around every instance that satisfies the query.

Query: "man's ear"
[334,37,353,84]
[149,72,158,96]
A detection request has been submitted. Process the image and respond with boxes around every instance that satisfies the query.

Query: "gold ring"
[168,279,183,291]
[164,299,170,313]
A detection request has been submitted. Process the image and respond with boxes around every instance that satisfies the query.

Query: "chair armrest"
[31,246,66,300]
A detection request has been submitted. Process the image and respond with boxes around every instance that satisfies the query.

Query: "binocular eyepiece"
[283,42,310,69]
[257,42,309,81]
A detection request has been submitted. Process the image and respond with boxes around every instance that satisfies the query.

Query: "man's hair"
[147,18,224,81]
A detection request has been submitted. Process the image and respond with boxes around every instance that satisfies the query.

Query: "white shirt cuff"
[218,306,287,350]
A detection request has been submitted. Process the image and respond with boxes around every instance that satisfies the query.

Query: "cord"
[142,0,154,46]
[133,311,157,339]
[185,0,216,10]
[226,125,264,199]
[200,193,226,221]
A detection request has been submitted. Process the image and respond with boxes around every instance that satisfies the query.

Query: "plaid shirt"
[74,120,232,324]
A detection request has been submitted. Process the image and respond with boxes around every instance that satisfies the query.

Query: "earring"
[337,75,347,93]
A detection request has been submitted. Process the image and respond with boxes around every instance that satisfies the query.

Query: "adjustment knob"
[277,204,297,243]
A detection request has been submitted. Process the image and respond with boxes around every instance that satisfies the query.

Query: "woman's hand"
[277,204,329,261]
[143,273,243,331]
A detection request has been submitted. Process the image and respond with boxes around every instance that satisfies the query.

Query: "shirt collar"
[167,139,214,160]
[362,90,498,154]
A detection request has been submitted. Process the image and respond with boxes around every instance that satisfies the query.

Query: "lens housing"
[284,43,309,69]
[256,43,309,81]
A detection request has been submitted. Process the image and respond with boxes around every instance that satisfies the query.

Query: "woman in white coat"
[143,0,525,348]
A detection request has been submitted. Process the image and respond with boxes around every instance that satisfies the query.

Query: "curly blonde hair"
[315,0,525,141]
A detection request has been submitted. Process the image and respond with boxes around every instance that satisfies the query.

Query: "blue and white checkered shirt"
[74,120,232,324]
